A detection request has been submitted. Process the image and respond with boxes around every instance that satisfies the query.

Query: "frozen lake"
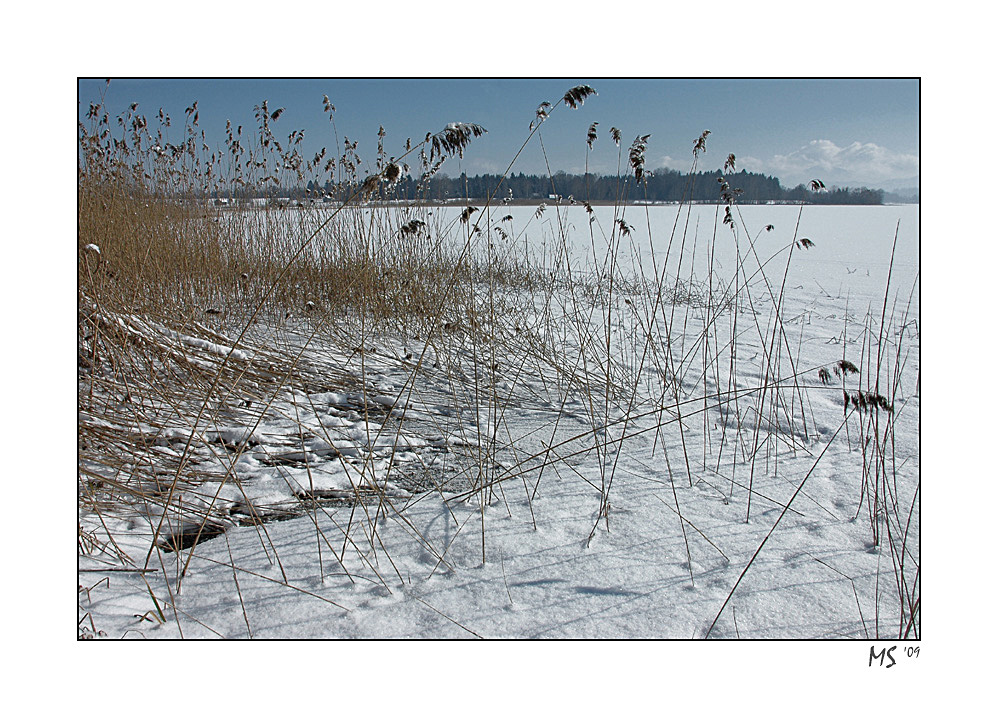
[233,202,919,317]
[84,201,921,639]
[470,203,916,301]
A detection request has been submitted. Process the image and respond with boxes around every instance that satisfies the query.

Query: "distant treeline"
[297,168,885,205]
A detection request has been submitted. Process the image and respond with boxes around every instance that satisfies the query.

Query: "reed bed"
[78,84,918,639]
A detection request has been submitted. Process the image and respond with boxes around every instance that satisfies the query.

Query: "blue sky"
[78,78,919,190]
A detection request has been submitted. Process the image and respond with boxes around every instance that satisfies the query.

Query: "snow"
[78,204,919,644]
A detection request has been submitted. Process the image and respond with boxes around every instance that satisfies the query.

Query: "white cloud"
[466,158,504,174]
[660,155,683,170]
[742,140,919,188]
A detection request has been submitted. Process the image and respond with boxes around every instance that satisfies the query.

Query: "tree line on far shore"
[298,167,887,205]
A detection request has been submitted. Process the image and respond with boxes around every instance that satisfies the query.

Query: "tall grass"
[78,83,917,639]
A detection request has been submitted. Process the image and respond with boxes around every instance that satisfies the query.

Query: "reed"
[78,82,917,639]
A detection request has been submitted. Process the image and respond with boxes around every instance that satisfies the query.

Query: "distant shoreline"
[207,197,915,210]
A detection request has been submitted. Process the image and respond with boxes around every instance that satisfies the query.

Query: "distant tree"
[285,168,883,205]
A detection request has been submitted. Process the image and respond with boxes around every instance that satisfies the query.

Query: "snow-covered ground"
[78,204,919,640]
